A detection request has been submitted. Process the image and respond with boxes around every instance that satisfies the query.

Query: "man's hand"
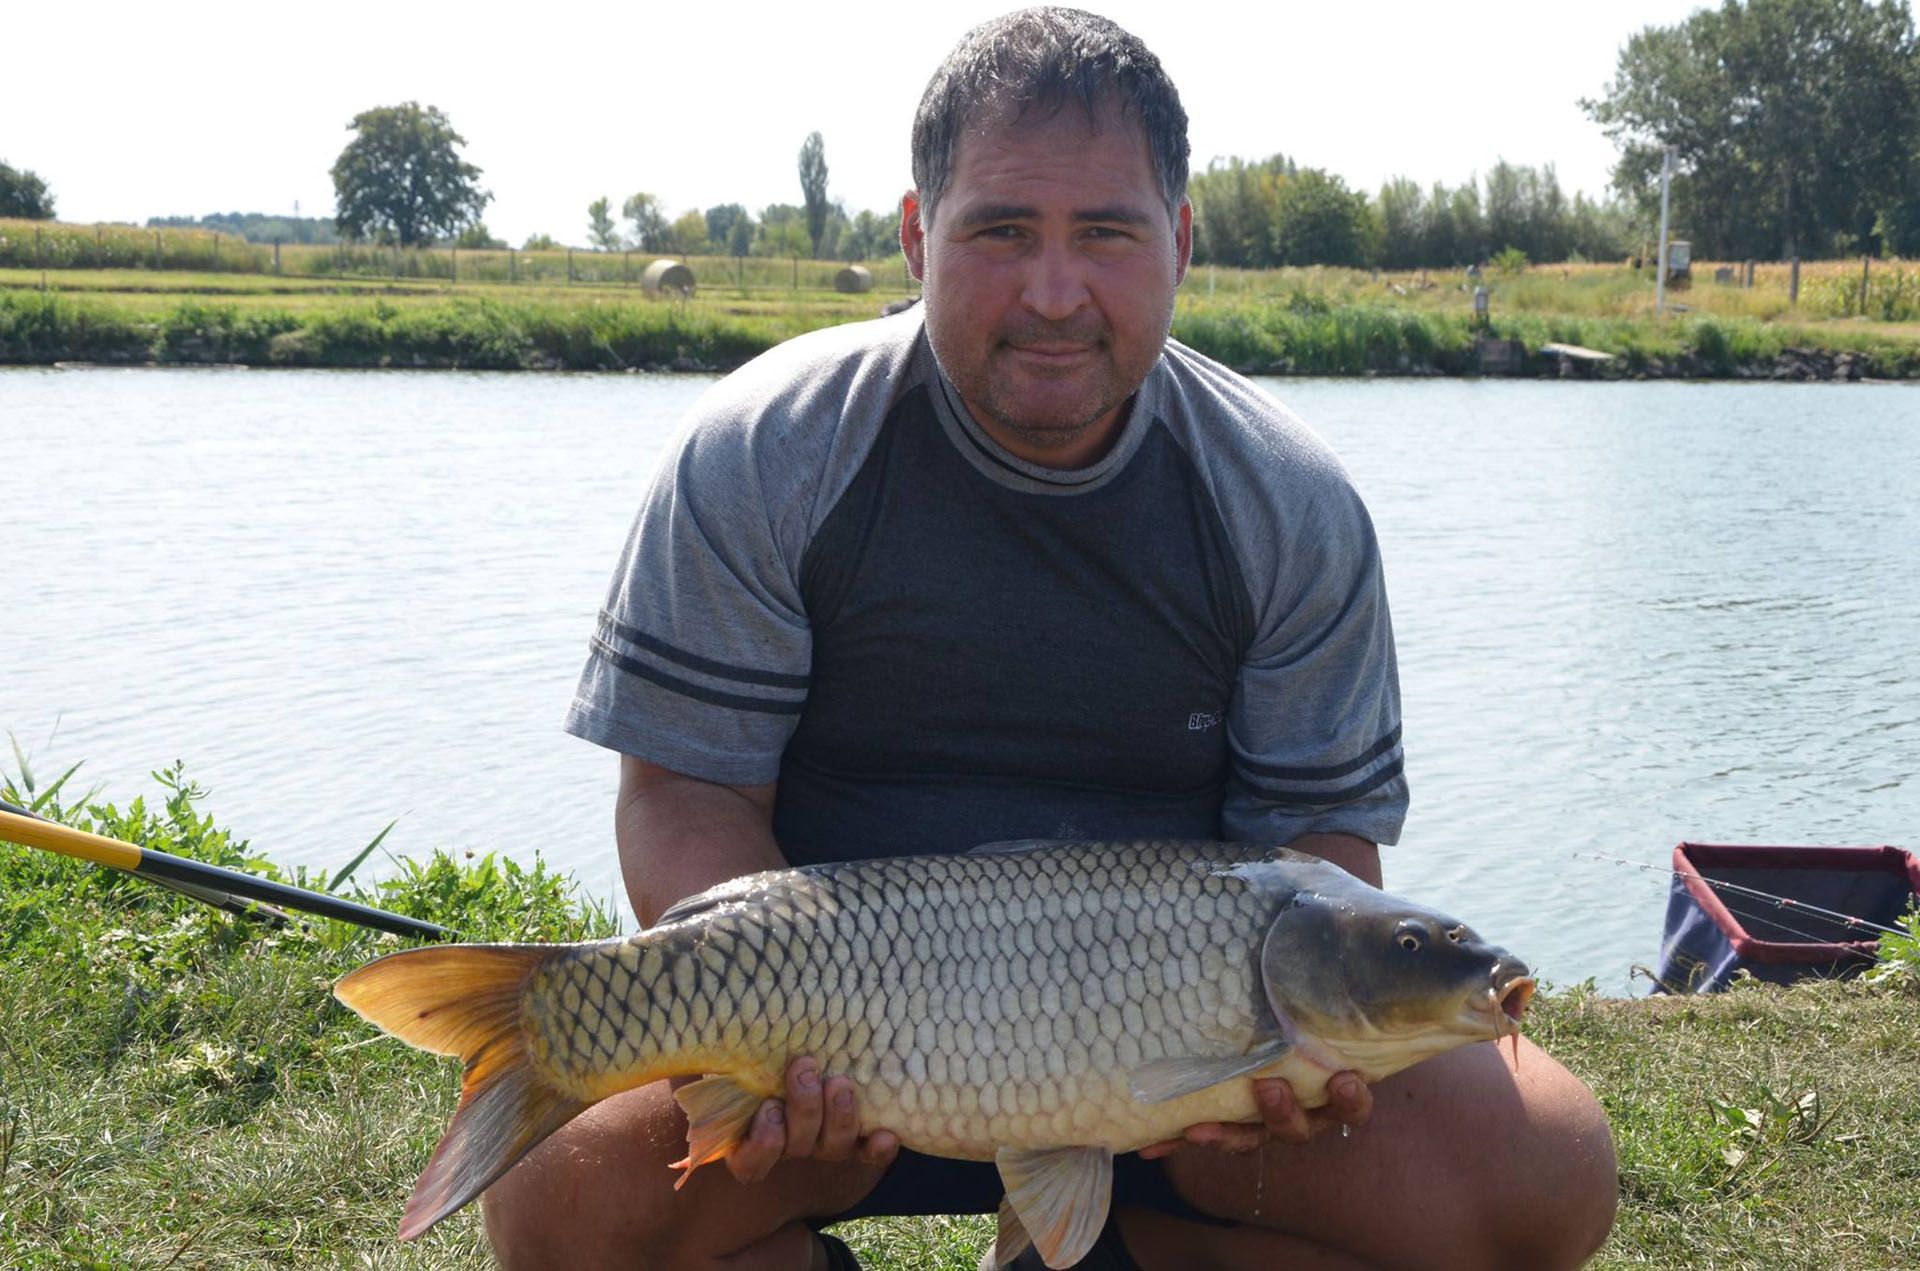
[1136,1072,1372,1158]
[722,1057,901,1183]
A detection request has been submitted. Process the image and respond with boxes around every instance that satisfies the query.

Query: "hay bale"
[834,265,873,294]
[642,259,696,297]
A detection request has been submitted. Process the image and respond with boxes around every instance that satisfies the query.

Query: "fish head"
[1252,870,1535,1078]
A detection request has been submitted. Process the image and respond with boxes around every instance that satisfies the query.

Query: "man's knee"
[480,1084,687,1270]
[1492,1057,1617,1267]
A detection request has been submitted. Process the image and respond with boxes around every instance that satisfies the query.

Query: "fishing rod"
[1573,850,1908,941]
[0,801,454,941]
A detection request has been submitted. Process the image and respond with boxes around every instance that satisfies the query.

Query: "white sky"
[6,1,1705,246]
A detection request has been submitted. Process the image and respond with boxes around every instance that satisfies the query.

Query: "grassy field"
[3,765,1916,1268]
[5,216,1920,375]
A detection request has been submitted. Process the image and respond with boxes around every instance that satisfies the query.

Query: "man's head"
[902,8,1193,469]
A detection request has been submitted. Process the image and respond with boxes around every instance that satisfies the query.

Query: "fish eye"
[1397,932,1422,951]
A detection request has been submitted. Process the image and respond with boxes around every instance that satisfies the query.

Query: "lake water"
[3,366,1915,993]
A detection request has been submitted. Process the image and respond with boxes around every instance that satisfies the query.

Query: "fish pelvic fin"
[334,945,588,1240]
[994,1146,1113,1269]
[670,1073,775,1188]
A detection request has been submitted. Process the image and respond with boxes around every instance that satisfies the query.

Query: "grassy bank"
[2,767,1916,1267]
[6,255,1920,378]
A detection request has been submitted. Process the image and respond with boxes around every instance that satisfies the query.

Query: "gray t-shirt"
[567,308,1406,865]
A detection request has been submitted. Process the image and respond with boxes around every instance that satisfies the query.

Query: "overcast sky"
[6,1,1705,245]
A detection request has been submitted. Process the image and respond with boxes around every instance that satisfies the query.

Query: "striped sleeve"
[564,412,813,787]
[1221,476,1407,847]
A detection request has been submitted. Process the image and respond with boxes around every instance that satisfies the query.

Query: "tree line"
[1189,156,1640,270]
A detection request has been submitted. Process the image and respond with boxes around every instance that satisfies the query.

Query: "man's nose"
[1020,240,1091,320]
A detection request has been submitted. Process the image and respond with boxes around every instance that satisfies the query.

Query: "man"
[488,8,1616,1268]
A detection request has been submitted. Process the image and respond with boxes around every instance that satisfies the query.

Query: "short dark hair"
[910,7,1190,224]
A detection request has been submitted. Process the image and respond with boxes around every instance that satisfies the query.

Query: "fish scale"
[334,838,1534,1266]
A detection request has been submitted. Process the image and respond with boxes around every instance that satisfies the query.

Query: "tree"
[587,197,621,252]
[331,102,490,247]
[451,222,505,249]
[727,213,755,257]
[798,131,830,258]
[0,160,56,219]
[622,192,671,251]
[1188,155,1291,268]
[1584,0,1920,258]
[1374,177,1426,270]
[705,203,749,252]
[1269,169,1373,267]
[670,210,708,256]
[522,232,560,251]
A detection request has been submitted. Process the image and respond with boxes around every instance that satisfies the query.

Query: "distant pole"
[1790,257,1801,306]
[509,247,517,283]
[568,248,575,284]
[1859,255,1871,314]
[154,230,162,270]
[213,232,221,270]
[273,240,282,275]
[34,225,42,269]
[451,246,458,285]
[624,250,632,284]
[1654,146,1673,315]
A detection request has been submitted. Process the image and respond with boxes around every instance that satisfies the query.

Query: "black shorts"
[812,1148,1228,1228]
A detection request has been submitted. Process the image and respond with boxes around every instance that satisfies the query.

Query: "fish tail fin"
[334,945,589,1240]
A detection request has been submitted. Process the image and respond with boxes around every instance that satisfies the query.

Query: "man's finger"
[1136,1137,1186,1160]
[783,1058,825,1157]
[725,1099,786,1183]
[1254,1078,1312,1144]
[858,1129,901,1169]
[817,1077,860,1160]
[1326,1072,1373,1127]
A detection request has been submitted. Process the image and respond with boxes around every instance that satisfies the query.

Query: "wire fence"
[0,219,917,296]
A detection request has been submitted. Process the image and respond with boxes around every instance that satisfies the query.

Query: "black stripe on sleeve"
[590,636,806,715]
[1233,755,1405,809]
[1238,724,1402,784]
[598,611,810,690]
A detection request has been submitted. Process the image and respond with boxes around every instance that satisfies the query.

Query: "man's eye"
[980,225,1024,239]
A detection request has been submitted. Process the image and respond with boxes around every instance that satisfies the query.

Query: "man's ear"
[1173,198,1193,286]
[900,190,926,282]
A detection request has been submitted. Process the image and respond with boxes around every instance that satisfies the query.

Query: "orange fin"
[334,945,589,1239]
[670,1074,769,1188]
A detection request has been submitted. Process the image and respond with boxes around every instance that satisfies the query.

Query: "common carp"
[334,840,1535,1267]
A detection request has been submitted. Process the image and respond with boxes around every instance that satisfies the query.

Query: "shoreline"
[6,285,1919,382]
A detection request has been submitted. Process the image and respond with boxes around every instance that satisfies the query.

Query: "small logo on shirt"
[1187,710,1223,733]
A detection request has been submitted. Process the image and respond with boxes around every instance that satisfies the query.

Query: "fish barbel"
[334,840,1534,1267]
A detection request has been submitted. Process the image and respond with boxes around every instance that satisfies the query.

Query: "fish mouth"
[1497,976,1536,1028]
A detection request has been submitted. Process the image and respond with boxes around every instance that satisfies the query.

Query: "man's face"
[902,101,1191,470]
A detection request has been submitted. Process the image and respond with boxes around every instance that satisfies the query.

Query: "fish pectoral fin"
[979,1196,1033,1271]
[671,1074,770,1188]
[993,1146,1112,1270]
[1126,1037,1292,1104]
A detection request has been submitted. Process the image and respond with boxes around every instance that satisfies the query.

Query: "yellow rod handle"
[0,807,143,871]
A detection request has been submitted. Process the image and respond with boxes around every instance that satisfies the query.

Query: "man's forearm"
[1285,831,1383,887]
[615,755,785,927]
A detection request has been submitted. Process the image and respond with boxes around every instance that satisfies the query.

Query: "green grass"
[2,763,1916,1267]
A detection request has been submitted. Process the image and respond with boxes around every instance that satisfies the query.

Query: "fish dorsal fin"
[1127,1035,1292,1104]
[994,1145,1113,1269]
[979,1196,1033,1270]
[968,838,1075,855]
[670,1074,773,1188]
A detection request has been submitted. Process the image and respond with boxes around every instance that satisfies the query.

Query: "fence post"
[1859,255,1870,314]
[451,246,458,285]
[792,256,798,289]
[35,225,42,269]
[95,223,103,264]
[1744,259,1755,289]
[213,233,220,269]
[510,247,517,283]
[274,240,282,275]
[624,250,631,284]
[1789,257,1800,306]
[568,248,575,284]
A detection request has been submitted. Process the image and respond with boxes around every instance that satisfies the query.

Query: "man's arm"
[616,756,899,1180]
